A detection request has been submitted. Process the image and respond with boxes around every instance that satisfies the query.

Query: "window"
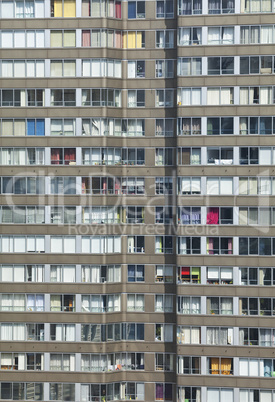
[207,117,234,135]
[207,237,233,254]
[155,206,173,224]
[81,176,145,195]
[51,0,76,17]
[82,207,121,224]
[177,58,202,76]
[83,118,144,137]
[123,31,145,48]
[239,147,259,164]
[155,324,173,341]
[177,177,201,195]
[177,117,201,135]
[155,148,173,165]
[208,26,234,44]
[239,358,275,377]
[207,267,233,284]
[177,267,200,283]
[155,177,173,194]
[50,89,76,106]
[0,383,43,400]
[156,89,174,107]
[240,267,275,285]
[178,27,202,45]
[50,294,75,312]
[82,0,121,17]
[50,60,76,77]
[155,236,173,254]
[1,265,44,282]
[128,265,144,282]
[177,327,201,344]
[177,296,201,314]
[239,237,274,255]
[50,236,76,253]
[50,384,75,401]
[156,60,174,78]
[128,90,145,107]
[50,265,76,282]
[206,327,233,344]
[82,28,122,48]
[207,297,233,314]
[207,87,234,105]
[1,0,45,18]
[177,87,201,105]
[208,57,234,74]
[50,177,77,194]
[1,89,44,107]
[0,294,44,312]
[50,324,75,341]
[178,207,201,224]
[81,353,144,371]
[155,354,173,371]
[123,206,144,223]
[82,294,121,313]
[1,29,45,48]
[156,0,173,17]
[177,237,201,254]
[1,206,45,224]
[50,207,76,224]
[128,0,145,18]
[155,384,173,401]
[82,265,121,283]
[208,0,234,13]
[27,324,44,341]
[0,353,43,370]
[82,88,121,106]
[207,358,233,374]
[177,356,200,374]
[206,207,233,224]
[81,323,144,342]
[239,327,275,346]
[50,354,75,371]
[239,176,275,195]
[239,116,275,135]
[178,147,201,164]
[178,0,202,13]
[128,60,145,78]
[1,235,45,252]
[82,59,121,77]
[241,0,272,11]
[156,30,174,48]
[1,59,45,78]
[206,177,233,195]
[240,56,274,74]
[128,236,144,253]
[51,148,76,165]
[155,265,173,283]
[82,236,121,253]
[50,119,75,136]
[155,295,173,312]
[240,86,273,104]
[82,147,145,166]
[239,298,275,316]
[178,388,201,402]
[50,30,76,47]
[0,148,45,165]
[127,294,144,311]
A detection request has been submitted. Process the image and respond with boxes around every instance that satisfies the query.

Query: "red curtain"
[207,207,219,224]
[115,1,121,18]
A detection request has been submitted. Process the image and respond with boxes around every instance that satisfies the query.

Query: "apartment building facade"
[0,0,275,401]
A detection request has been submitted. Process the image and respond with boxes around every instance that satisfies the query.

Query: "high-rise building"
[0,0,275,401]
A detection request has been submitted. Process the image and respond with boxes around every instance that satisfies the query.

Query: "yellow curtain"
[122,32,127,48]
[128,32,135,48]
[221,358,232,375]
[211,358,219,374]
[64,0,76,17]
[54,0,62,16]
[51,31,63,47]
[136,31,142,48]
[192,267,200,282]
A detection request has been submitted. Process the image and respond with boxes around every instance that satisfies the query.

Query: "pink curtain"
[115,31,122,48]
[115,1,121,18]
[227,238,233,254]
[207,207,219,224]
[208,237,214,254]
[82,30,91,47]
